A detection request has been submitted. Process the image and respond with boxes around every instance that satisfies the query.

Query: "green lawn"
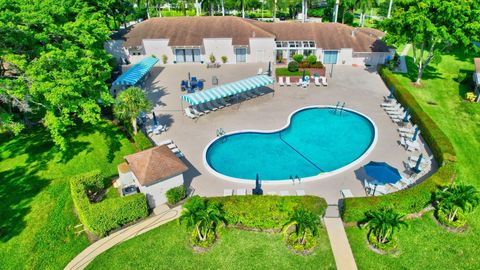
[346,48,480,268]
[0,122,135,269]
[87,221,336,270]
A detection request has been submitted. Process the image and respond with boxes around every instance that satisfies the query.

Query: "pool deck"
[145,63,437,205]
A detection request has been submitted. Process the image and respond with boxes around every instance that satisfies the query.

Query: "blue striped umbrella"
[403,107,410,122]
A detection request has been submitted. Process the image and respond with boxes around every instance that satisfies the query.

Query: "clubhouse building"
[107,16,392,67]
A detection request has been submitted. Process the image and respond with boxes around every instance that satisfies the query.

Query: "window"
[175,49,201,63]
[276,42,282,48]
[235,48,247,62]
[303,50,314,57]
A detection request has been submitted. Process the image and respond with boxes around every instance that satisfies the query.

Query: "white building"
[107,16,392,67]
[117,145,188,208]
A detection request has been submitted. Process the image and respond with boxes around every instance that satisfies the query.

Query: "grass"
[87,221,336,270]
[0,122,135,269]
[275,68,311,77]
[346,47,480,268]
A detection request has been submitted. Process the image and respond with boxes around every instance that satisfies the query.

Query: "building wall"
[134,174,184,208]
[203,38,235,64]
[142,39,175,64]
[249,38,275,63]
[105,40,128,62]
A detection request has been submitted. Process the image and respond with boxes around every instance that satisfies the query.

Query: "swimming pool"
[204,106,377,183]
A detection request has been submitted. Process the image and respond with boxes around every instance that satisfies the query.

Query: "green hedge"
[208,195,327,230]
[341,66,457,223]
[70,170,148,236]
[166,185,187,205]
[133,132,153,151]
[276,67,310,77]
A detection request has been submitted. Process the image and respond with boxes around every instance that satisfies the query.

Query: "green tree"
[363,208,407,244]
[435,184,480,222]
[113,87,151,135]
[179,196,226,242]
[383,0,480,85]
[282,209,320,245]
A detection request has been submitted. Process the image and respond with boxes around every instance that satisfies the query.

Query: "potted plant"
[221,56,228,64]
[209,54,216,64]
[362,208,407,254]
[162,54,168,64]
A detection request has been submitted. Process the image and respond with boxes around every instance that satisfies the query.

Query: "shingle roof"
[123,17,388,53]
[124,145,188,186]
[124,16,274,47]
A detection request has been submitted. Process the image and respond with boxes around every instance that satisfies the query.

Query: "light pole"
[333,0,339,23]
[387,0,393,18]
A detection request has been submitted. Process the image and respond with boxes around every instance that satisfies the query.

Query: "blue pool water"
[205,107,376,181]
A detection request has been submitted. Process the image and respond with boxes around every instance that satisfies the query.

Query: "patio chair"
[402,130,421,141]
[296,78,304,87]
[175,151,184,158]
[285,77,292,86]
[314,77,321,86]
[400,137,420,151]
[198,103,211,113]
[341,189,354,198]
[212,100,225,109]
[320,76,328,86]
[197,81,204,90]
[400,177,415,186]
[398,124,418,134]
[223,189,233,196]
[158,139,173,146]
[153,125,167,135]
[181,80,188,91]
[240,92,251,100]
[205,102,218,111]
[184,108,198,119]
[278,76,285,86]
[236,189,247,196]
[384,104,402,111]
[409,154,433,163]
[296,190,306,196]
[373,185,387,196]
[218,99,231,107]
[381,101,399,107]
[245,91,257,98]
[257,68,263,75]
[252,88,265,96]
[389,181,404,190]
[191,106,205,116]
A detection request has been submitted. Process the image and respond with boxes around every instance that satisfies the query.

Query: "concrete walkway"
[394,44,411,74]
[64,205,182,270]
[324,205,358,270]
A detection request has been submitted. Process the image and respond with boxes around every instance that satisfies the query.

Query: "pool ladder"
[333,102,346,115]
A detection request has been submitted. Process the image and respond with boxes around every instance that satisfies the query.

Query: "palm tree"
[355,0,378,27]
[363,208,407,244]
[282,209,320,245]
[114,87,151,135]
[179,196,226,242]
[435,184,480,222]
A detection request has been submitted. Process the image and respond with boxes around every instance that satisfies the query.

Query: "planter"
[285,231,318,256]
[190,230,217,253]
[367,232,398,255]
[433,210,468,233]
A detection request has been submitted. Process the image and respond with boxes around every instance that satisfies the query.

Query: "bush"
[435,208,467,228]
[309,61,324,69]
[70,170,148,236]
[221,56,228,63]
[162,54,168,64]
[287,231,317,253]
[166,185,187,205]
[298,61,310,69]
[368,231,397,252]
[293,54,304,64]
[307,55,317,65]
[133,132,153,151]
[209,54,216,64]
[340,66,458,223]
[208,195,327,229]
[287,61,299,72]
[276,68,310,77]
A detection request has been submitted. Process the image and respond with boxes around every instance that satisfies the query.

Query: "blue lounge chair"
[197,81,204,90]
[181,80,188,91]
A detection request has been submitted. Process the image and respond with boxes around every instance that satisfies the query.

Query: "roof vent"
[351,30,355,37]
[252,31,256,38]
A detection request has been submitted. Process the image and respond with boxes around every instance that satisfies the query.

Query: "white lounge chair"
[252,88,265,96]
[296,78,304,87]
[387,109,405,116]
[198,103,211,113]
[278,76,285,86]
[393,115,410,123]
[400,137,420,151]
[184,108,198,119]
[279,191,290,196]
[381,101,399,107]
[296,190,306,196]
[320,76,328,86]
[398,124,418,134]
[223,189,233,196]
[364,179,376,193]
[390,181,404,190]
[158,139,172,145]
[372,185,387,196]
[341,189,354,198]
[236,189,247,196]
[240,93,251,100]
[245,91,257,98]
[257,68,263,75]
[409,154,433,163]
[153,125,167,135]
[205,102,218,111]
[191,106,205,116]
[285,77,292,86]
[218,99,231,107]
[175,152,184,158]
[314,77,321,86]
[212,100,224,109]
[400,177,415,186]
[384,104,402,111]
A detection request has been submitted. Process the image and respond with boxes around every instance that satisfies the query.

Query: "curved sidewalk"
[65,205,182,270]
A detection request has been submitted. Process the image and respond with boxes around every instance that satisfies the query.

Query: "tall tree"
[113,87,151,135]
[363,208,407,244]
[383,0,480,85]
[0,0,114,150]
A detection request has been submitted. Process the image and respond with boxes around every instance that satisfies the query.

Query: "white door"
[256,49,265,63]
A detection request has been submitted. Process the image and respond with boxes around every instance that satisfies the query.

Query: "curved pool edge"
[202,105,378,185]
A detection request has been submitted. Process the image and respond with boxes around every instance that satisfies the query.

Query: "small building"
[474,58,480,101]
[117,145,188,208]
[108,16,391,67]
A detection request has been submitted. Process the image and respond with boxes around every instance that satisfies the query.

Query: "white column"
[387,0,393,18]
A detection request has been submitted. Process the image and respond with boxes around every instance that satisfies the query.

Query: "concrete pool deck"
[144,63,436,205]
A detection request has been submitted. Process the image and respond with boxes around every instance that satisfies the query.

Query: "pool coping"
[202,105,379,185]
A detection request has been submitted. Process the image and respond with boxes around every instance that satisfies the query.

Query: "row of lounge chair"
[158,139,184,158]
[223,189,305,196]
[184,89,265,119]
[381,98,421,151]
[277,76,328,87]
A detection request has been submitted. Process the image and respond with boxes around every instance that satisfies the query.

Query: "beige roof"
[124,17,388,53]
[117,162,131,174]
[124,16,274,47]
[124,145,188,186]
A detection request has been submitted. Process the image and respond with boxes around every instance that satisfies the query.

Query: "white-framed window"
[235,48,247,62]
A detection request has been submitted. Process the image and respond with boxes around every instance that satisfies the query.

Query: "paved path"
[394,44,411,74]
[324,205,358,270]
[64,205,182,270]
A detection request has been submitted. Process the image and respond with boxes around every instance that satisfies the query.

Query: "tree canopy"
[382,0,480,84]
[0,0,113,149]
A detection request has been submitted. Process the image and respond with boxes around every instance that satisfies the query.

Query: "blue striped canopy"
[181,75,274,105]
[113,57,158,86]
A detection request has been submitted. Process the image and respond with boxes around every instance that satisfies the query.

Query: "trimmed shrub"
[209,54,216,64]
[166,185,187,205]
[287,61,299,72]
[341,66,457,223]
[298,61,310,69]
[70,170,148,236]
[162,54,168,64]
[307,55,317,65]
[368,231,397,253]
[133,132,153,151]
[208,195,327,229]
[435,208,467,228]
[287,231,317,253]
[310,61,324,69]
[221,56,228,63]
[293,54,304,64]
